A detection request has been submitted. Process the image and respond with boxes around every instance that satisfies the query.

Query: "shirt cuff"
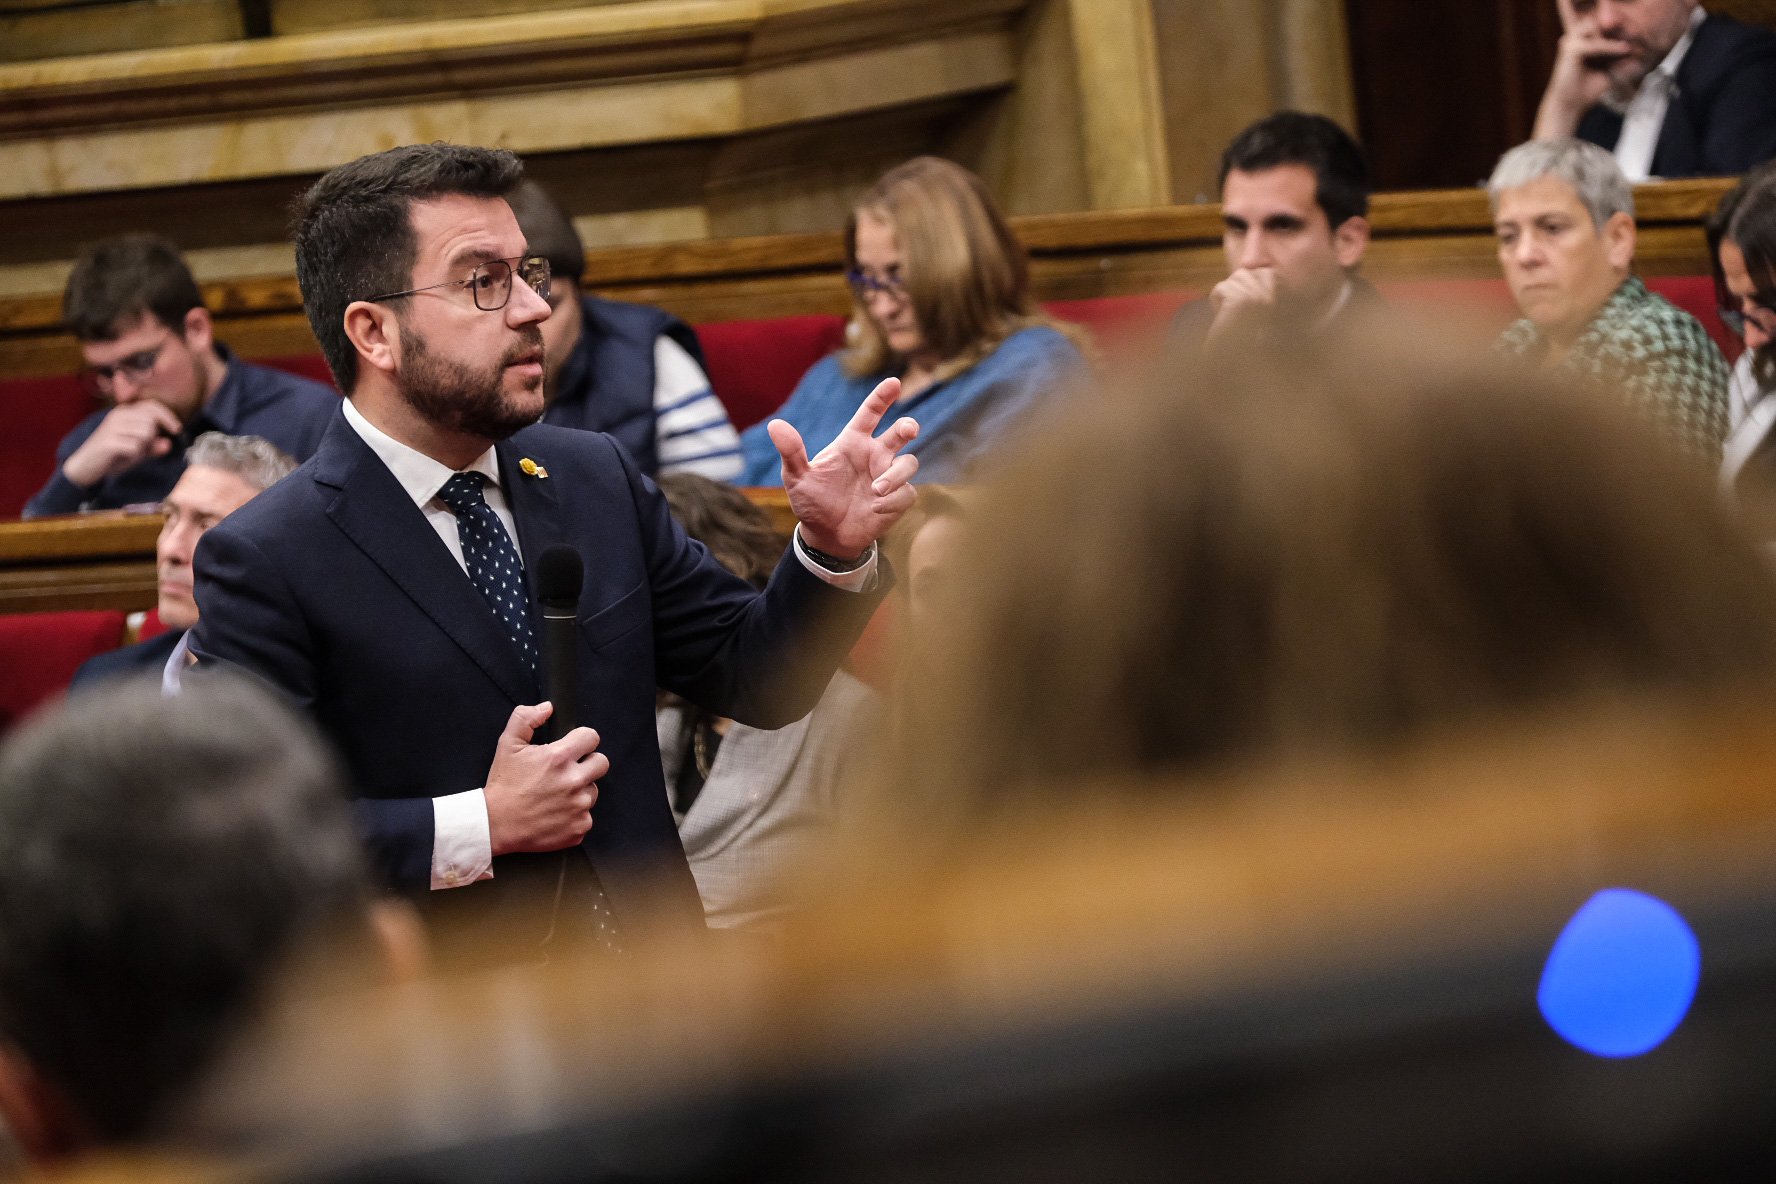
[793,529,877,592]
[431,788,495,890]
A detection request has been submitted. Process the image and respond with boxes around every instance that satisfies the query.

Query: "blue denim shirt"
[739,325,1083,486]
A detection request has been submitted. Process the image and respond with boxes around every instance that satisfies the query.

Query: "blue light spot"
[1538,888,1700,1058]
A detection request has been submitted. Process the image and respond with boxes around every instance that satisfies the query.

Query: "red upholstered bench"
[0,278,1739,521]
[697,313,849,432]
[0,610,127,730]
[0,354,339,522]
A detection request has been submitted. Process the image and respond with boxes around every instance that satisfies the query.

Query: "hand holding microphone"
[483,546,603,856]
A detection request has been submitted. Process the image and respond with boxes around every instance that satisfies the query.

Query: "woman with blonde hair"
[740,156,1085,485]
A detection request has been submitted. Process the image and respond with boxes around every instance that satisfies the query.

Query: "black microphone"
[534,545,584,745]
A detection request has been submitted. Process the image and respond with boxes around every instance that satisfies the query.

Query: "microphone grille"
[537,545,584,608]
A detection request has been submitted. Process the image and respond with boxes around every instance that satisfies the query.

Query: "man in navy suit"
[1535,0,1776,180]
[189,144,919,945]
[71,433,295,692]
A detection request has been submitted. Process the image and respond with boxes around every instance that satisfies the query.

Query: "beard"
[396,321,545,441]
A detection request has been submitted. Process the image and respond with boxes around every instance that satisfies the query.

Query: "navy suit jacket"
[188,414,883,930]
[69,629,183,693]
[1577,13,1776,178]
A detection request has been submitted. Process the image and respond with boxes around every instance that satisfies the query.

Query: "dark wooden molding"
[0,0,1025,139]
[0,494,797,614]
[0,512,162,613]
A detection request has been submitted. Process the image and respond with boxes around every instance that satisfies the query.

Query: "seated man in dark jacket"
[71,432,294,691]
[1534,0,1776,180]
[505,180,742,479]
[25,234,336,518]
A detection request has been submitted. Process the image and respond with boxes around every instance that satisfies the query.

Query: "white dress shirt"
[1721,351,1775,492]
[162,630,192,695]
[339,397,876,890]
[1613,6,1707,183]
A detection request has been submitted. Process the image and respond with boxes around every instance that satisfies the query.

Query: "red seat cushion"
[0,279,1740,521]
[137,606,172,642]
[258,353,340,389]
[695,314,849,432]
[0,373,96,521]
[1044,292,1194,353]
[0,610,127,731]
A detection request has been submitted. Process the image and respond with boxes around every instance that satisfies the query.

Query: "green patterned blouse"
[1495,276,1729,463]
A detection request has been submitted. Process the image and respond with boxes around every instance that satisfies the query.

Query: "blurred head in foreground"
[0,681,415,1162]
[888,333,1776,835]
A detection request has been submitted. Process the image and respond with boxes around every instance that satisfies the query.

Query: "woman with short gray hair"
[1490,138,1728,462]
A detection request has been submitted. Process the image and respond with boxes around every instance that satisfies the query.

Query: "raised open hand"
[767,376,920,558]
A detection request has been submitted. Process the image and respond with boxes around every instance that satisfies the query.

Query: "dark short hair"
[1219,111,1371,228]
[658,472,784,588]
[505,178,585,286]
[0,679,373,1142]
[1709,160,1776,391]
[62,233,206,342]
[291,142,526,392]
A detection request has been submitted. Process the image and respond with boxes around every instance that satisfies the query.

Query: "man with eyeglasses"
[22,234,337,519]
[189,144,918,951]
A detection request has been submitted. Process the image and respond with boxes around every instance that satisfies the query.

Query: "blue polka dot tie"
[437,472,537,675]
[437,470,622,954]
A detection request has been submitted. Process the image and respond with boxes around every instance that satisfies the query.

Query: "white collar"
[341,396,501,511]
[1317,278,1355,330]
[1602,6,1705,111]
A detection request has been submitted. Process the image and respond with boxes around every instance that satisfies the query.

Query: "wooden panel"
[0,0,242,64]
[1346,0,1558,191]
[0,561,157,614]
[270,0,631,36]
[1066,0,1170,209]
[0,513,164,614]
[1154,0,1357,205]
[0,513,163,563]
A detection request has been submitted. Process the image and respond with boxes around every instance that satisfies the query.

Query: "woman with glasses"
[739,157,1086,486]
[1711,162,1776,532]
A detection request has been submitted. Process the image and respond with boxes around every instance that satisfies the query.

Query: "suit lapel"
[314,418,536,704]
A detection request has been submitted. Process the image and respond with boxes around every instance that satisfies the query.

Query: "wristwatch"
[795,525,874,573]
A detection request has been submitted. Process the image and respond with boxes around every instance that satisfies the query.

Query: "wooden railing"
[0,179,1736,379]
[0,490,798,614]
[0,513,163,614]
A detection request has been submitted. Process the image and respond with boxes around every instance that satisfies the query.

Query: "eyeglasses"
[846,269,907,300]
[1720,300,1776,339]
[79,338,170,397]
[368,256,552,312]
